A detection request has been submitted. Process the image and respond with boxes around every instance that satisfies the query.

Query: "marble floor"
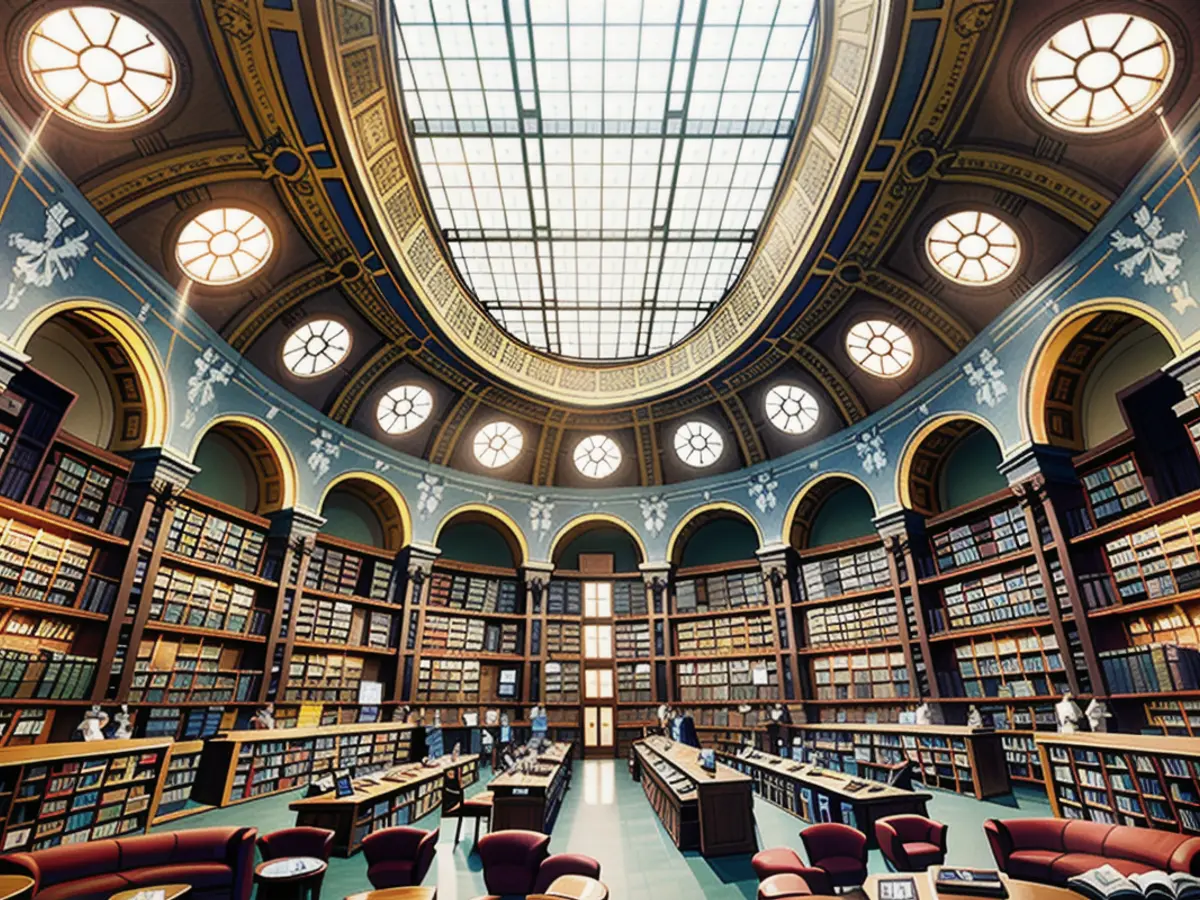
[159,761,1053,899]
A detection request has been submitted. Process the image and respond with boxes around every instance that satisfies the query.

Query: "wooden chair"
[442,770,494,846]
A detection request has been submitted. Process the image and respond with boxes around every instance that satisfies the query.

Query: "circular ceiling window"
[1027,13,1173,133]
[925,211,1020,286]
[674,421,724,469]
[175,208,273,286]
[281,319,350,378]
[377,384,433,435]
[474,421,523,469]
[846,320,914,378]
[24,6,176,129]
[765,384,819,435]
[574,435,622,480]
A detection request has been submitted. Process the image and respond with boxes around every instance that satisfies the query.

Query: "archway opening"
[22,308,162,451]
[904,419,1006,516]
[435,508,524,568]
[190,421,290,514]
[319,477,406,552]
[671,508,760,568]
[552,520,644,573]
[788,477,877,549]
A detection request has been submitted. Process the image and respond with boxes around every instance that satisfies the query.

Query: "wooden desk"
[864,869,1077,900]
[718,748,930,847]
[632,736,756,857]
[488,741,574,833]
[289,754,479,856]
[195,722,421,808]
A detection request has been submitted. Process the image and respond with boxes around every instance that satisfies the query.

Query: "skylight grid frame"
[390,0,818,360]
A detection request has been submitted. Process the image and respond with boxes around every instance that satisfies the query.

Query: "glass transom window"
[474,420,524,468]
[765,384,818,434]
[846,320,913,378]
[377,384,434,434]
[282,319,351,377]
[391,0,818,359]
[24,6,176,129]
[674,421,723,468]
[574,434,621,479]
[1027,14,1173,134]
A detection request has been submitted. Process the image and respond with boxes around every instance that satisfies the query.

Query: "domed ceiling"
[3,0,1197,488]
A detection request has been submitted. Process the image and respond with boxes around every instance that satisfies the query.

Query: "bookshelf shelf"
[158,552,277,589]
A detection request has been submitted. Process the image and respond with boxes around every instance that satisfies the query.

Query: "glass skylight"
[391,0,818,360]
[674,420,723,468]
[474,420,523,468]
[765,383,818,434]
[282,319,351,377]
[377,384,434,434]
[574,434,622,478]
[846,320,913,378]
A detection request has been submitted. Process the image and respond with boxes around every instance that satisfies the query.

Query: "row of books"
[930,560,1068,633]
[1099,643,1200,695]
[34,451,126,532]
[429,572,520,614]
[798,546,891,601]
[615,621,651,658]
[0,517,94,608]
[617,661,652,701]
[674,570,767,613]
[675,658,778,701]
[284,653,371,702]
[296,596,396,649]
[420,613,519,654]
[416,657,481,701]
[544,661,581,702]
[810,650,910,700]
[805,595,898,647]
[1081,457,1150,526]
[165,504,266,575]
[545,620,580,654]
[1102,511,1200,603]
[929,504,1030,573]
[0,649,96,699]
[143,705,229,739]
[676,613,773,654]
[148,566,262,635]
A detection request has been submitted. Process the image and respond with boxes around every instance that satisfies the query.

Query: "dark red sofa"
[0,826,256,900]
[985,819,1200,884]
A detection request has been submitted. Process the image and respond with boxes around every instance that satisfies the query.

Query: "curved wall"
[2,95,1199,563]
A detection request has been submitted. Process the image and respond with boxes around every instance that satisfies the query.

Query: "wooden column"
[520,560,554,704]
[261,508,325,705]
[875,509,937,700]
[640,561,672,705]
[397,543,441,703]
[757,544,799,706]
[97,448,198,704]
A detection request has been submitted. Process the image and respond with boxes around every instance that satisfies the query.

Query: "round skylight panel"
[574,435,622,479]
[765,384,819,434]
[175,208,273,286]
[846,320,914,378]
[925,211,1020,286]
[474,421,523,469]
[377,384,433,435]
[282,320,351,377]
[674,421,724,468]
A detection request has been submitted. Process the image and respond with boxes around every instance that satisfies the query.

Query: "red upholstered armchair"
[0,826,256,900]
[800,823,869,889]
[875,815,948,872]
[477,830,551,895]
[362,827,439,888]
[751,848,834,894]
[257,827,334,899]
[532,853,601,894]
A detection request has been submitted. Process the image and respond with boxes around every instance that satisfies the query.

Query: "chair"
[532,852,602,893]
[443,769,494,846]
[361,826,439,888]
[757,871,835,900]
[876,815,947,872]
[800,823,868,890]
[751,848,833,892]
[477,830,551,895]
[256,826,334,899]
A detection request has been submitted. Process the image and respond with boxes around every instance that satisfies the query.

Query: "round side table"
[109,885,191,900]
[255,856,328,900]
[0,876,34,900]
[544,875,610,900]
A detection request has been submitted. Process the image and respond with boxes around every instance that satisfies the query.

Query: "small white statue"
[77,705,108,742]
[452,741,461,762]
[112,704,133,739]
[967,705,983,728]
[915,702,944,726]
[657,703,671,730]
[769,703,785,723]
[1085,698,1111,733]
[485,708,500,726]
[433,708,442,727]
[1056,692,1083,733]
[252,703,276,731]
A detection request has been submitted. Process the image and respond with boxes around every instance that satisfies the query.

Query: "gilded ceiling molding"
[787,0,1008,342]
[793,344,868,424]
[718,393,767,467]
[532,418,565,487]
[225,261,348,352]
[327,342,406,424]
[856,267,974,352]
[202,0,408,345]
[934,146,1113,231]
[427,393,482,467]
[82,141,261,223]
[633,410,661,487]
[312,0,889,406]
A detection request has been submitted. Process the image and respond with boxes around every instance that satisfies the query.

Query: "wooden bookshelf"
[716,745,931,844]
[1039,732,1200,833]
[631,735,755,857]
[290,753,478,855]
[488,740,573,833]
[151,739,211,825]
[193,722,418,808]
[789,723,1010,799]
[0,737,171,852]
